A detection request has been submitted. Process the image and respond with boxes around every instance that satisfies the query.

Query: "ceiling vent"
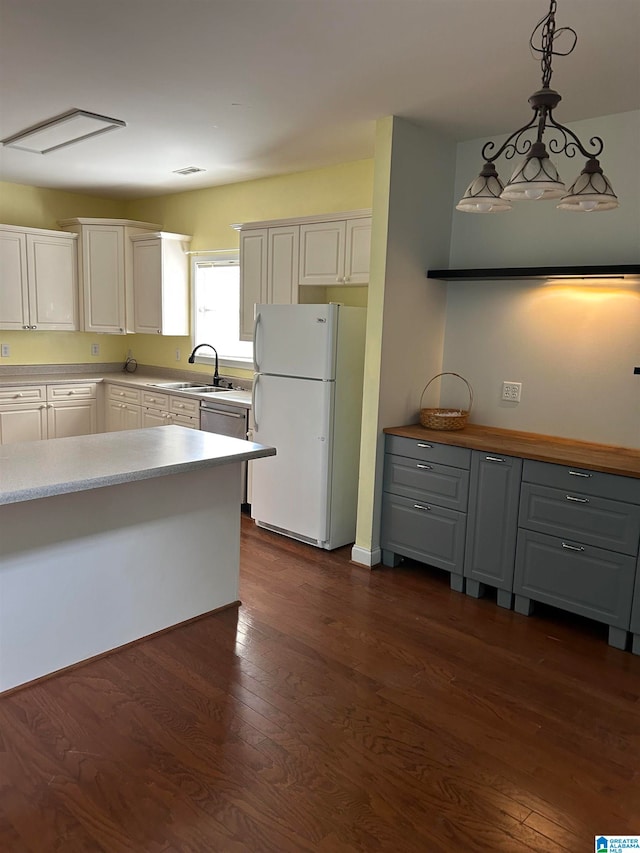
[173,166,206,175]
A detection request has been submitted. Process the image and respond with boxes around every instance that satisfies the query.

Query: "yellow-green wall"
[1,160,373,373]
[0,181,123,230]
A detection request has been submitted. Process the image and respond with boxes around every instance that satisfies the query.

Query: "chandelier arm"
[544,112,605,158]
[481,112,539,163]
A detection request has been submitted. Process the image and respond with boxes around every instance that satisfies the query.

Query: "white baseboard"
[350,544,382,567]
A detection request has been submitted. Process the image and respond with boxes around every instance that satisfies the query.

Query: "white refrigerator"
[251,303,366,549]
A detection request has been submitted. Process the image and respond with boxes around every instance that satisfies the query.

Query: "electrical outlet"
[502,381,522,402]
[1,344,10,358]
[91,343,100,356]
[175,348,181,361]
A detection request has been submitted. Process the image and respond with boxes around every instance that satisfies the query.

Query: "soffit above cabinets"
[427,265,640,282]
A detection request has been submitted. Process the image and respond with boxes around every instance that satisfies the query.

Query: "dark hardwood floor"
[1,516,639,852]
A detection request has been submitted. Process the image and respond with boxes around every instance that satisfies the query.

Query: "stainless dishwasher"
[200,400,250,506]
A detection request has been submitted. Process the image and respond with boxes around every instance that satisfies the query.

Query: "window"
[191,253,253,368]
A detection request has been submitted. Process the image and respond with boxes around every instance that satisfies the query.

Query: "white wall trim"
[351,544,381,567]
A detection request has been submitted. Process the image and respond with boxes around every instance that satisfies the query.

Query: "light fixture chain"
[530,0,577,89]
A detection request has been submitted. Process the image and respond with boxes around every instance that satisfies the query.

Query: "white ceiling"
[1,0,638,199]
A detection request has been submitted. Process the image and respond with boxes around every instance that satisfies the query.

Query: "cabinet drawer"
[381,492,466,575]
[385,435,471,469]
[0,385,46,403]
[514,529,636,629]
[630,554,640,634]
[384,453,469,511]
[142,390,169,408]
[107,384,141,404]
[47,382,97,400]
[169,395,199,417]
[172,413,199,429]
[522,459,640,505]
[519,483,640,556]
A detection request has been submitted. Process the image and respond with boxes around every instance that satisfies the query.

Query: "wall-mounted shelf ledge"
[427,265,640,281]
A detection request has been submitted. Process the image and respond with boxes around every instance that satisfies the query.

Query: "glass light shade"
[557,159,619,212]
[456,163,512,213]
[501,149,566,200]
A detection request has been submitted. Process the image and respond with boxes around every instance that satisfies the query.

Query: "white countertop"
[0,425,274,505]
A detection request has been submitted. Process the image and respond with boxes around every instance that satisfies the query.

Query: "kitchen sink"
[149,381,232,393]
[149,381,206,390]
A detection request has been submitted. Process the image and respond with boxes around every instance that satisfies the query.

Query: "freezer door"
[251,374,333,543]
[253,303,338,380]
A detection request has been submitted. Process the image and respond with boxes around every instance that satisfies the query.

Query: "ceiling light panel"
[1,109,126,154]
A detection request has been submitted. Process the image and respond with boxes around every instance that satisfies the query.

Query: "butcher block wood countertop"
[384,423,640,479]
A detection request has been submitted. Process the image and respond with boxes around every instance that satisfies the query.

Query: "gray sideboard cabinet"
[631,553,640,655]
[464,451,523,609]
[514,460,640,649]
[380,435,471,591]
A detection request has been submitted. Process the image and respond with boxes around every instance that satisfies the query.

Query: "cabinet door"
[142,407,170,428]
[132,238,162,333]
[514,529,636,629]
[381,492,467,575]
[240,229,268,341]
[0,229,30,329]
[630,553,640,636]
[464,451,522,591]
[299,221,346,285]
[105,400,141,431]
[48,400,97,438]
[26,234,78,330]
[0,403,48,444]
[268,225,299,305]
[82,225,126,333]
[344,218,371,284]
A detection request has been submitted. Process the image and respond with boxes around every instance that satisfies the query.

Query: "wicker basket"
[419,372,473,431]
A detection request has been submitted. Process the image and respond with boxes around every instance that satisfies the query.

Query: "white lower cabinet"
[0,400,48,444]
[0,383,97,443]
[140,390,199,429]
[105,384,142,431]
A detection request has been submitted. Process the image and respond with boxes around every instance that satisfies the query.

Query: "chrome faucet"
[188,343,220,386]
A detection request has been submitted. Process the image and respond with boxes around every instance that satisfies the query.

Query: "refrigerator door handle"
[253,311,261,373]
[252,373,259,431]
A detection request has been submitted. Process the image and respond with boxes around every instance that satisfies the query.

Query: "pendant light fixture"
[456,0,618,214]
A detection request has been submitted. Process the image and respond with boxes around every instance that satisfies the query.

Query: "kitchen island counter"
[0,427,275,693]
[0,424,271,505]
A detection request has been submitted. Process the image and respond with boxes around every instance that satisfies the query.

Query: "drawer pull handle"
[416,443,432,449]
[485,456,504,463]
[566,495,589,503]
[562,542,585,552]
[413,504,431,511]
[568,470,592,478]
[416,463,432,470]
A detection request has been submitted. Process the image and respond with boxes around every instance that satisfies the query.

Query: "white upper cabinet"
[0,225,78,331]
[239,210,370,341]
[299,216,371,286]
[130,232,192,335]
[239,229,268,341]
[239,224,301,342]
[299,221,346,285]
[58,218,159,334]
[344,217,372,284]
[268,225,300,304]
